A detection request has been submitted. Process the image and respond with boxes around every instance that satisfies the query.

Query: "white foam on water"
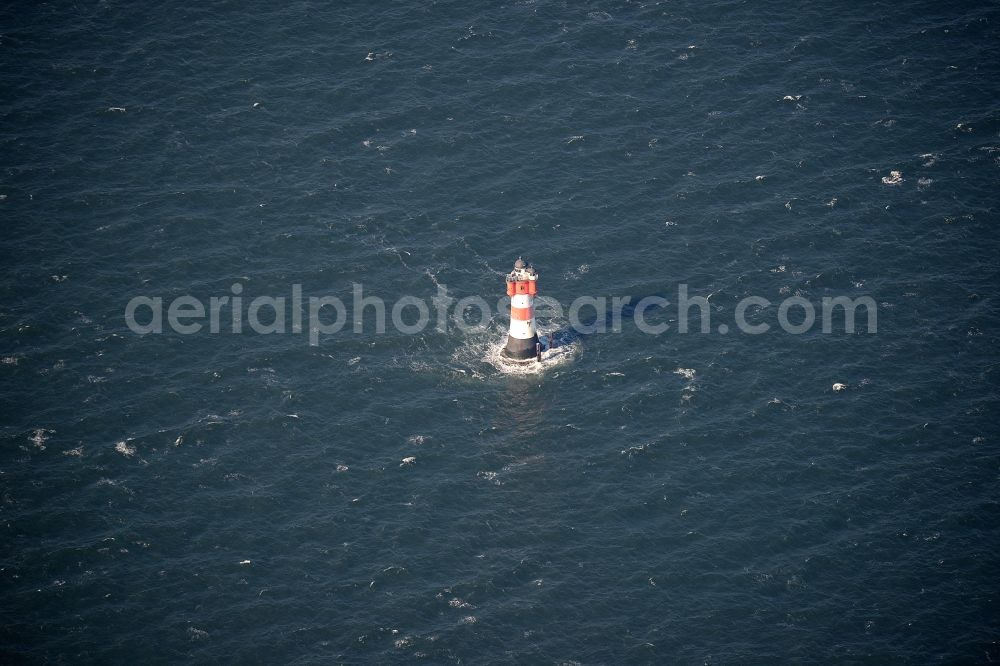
[881,170,903,185]
[621,441,654,457]
[674,368,698,402]
[484,340,578,376]
[447,326,580,378]
[478,454,546,486]
[674,368,696,381]
[96,478,134,496]
[29,428,52,450]
[115,440,136,457]
[500,454,544,473]
[477,470,502,485]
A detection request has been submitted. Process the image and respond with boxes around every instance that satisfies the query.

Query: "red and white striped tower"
[501,258,540,362]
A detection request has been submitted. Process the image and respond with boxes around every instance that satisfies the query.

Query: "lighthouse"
[501,258,540,362]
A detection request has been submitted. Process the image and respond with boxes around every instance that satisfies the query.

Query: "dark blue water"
[2,1,999,662]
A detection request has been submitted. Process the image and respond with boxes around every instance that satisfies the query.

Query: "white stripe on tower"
[508,293,535,339]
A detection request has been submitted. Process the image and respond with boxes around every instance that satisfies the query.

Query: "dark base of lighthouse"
[501,334,540,362]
